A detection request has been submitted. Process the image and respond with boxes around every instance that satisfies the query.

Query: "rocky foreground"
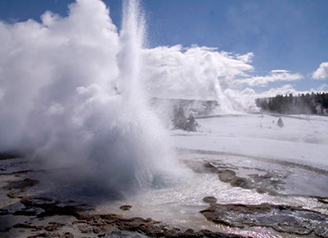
[1,153,328,238]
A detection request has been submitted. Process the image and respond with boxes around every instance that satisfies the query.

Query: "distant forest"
[256,93,328,115]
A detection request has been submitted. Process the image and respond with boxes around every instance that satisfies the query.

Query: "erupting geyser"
[0,0,183,195]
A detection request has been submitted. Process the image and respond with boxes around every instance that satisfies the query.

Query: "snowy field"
[172,113,328,170]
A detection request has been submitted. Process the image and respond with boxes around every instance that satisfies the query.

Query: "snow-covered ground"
[172,113,328,170]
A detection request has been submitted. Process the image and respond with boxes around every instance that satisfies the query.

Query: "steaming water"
[92,152,327,238]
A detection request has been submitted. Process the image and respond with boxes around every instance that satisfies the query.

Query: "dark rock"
[13,210,37,216]
[318,198,328,204]
[217,170,253,190]
[314,222,328,238]
[45,222,65,231]
[12,223,41,230]
[0,209,9,215]
[230,177,252,189]
[186,160,288,196]
[183,228,195,236]
[255,187,266,194]
[203,196,217,204]
[203,162,218,173]
[93,226,101,234]
[20,197,88,218]
[0,152,20,160]
[0,226,11,232]
[7,189,28,199]
[27,231,74,238]
[218,170,236,182]
[77,213,248,238]
[200,203,328,236]
[7,190,19,198]
[6,178,39,190]
[78,224,93,233]
[60,232,74,238]
[187,161,219,174]
[120,205,132,211]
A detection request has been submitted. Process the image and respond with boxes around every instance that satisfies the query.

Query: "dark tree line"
[256,93,328,115]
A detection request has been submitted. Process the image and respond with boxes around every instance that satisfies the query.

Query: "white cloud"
[258,84,297,98]
[257,84,326,98]
[237,70,303,87]
[236,52,254,63]
[312,62,328,80]
[270,69,289,74]
[317,84,328,91]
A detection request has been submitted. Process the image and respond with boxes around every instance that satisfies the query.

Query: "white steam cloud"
[312,62,328,80]
[236,70,303,87]
[0,0,183,194]
[141,45,257,112]
[141,46,254,99]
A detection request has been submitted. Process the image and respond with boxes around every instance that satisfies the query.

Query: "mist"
[0,0,185,194]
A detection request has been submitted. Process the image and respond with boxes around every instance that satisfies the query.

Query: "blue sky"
[1,0,327,93]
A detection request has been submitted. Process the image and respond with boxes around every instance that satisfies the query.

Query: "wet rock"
[249,172,286,192]
[5,178,39,190]
[27,232,74,238]
[218,170,236,182]
[76,213,248,238]
[0,209,9,215]
[78,224,93,233]
[0,170,32,176]
[203,162,218,173]
[13,223,37,229]
[217,170,253,190]
[60,232,74,238]
[0,226,11,232]
[315,222,328,238]
[7,190,19,198]
[185,161,219,174]
[93,226,101,234]
[45,222,65,231]
[0,152,20,160]
[255,187,266,194]
[230,177,252,189]
[20,197,88,218]
[7,189,28,199]
[183,228,195,236]
[267,189,279,196]
[120,205,132,211]
[186,160,289,195]
[203,196,217,203]
[318,198,328,204]
[13,210,37,216]
[200,203,328,237]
